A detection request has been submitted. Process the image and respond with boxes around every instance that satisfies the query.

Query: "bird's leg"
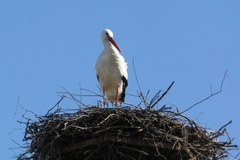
[115,87,119,107]
[103,87,107,108]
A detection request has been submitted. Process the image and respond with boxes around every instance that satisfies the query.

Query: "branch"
[148,81,175,109]
[132,58,142,95]
[132,59,150,107]
[180,69,228,114]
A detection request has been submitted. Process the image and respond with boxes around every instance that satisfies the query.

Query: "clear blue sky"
[1,1,239,159]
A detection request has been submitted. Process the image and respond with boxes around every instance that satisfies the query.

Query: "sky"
[1,1,240,159]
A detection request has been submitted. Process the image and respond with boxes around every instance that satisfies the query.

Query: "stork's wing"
[120,75,128,102]
[96,75,99,82]
[119,56,128,102]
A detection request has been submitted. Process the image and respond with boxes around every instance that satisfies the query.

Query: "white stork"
[95,29,128,107]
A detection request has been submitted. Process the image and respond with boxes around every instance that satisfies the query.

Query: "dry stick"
[84,145,101,160]
[132,58,149,107]
[234,151,240,159]
[62,88,87,108]
[15,95,21,115]
[46,95,66,115]
[117,145,149,156]
[57,87,102,99]
[217,120,232,134]
[148,81,175,109]
[180,69,228,114]
[79,87,102,97]
[132,58,142,97]
[149,90,162,106]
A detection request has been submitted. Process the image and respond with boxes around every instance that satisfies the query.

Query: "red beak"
[109,37,121,53]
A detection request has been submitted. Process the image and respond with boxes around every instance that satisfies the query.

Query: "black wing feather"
[120,76,128,102]
[96,75,99,82]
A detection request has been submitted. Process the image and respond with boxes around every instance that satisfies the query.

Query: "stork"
[95,29,128,107]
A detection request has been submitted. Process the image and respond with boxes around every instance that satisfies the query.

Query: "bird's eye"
[105,32,109,36]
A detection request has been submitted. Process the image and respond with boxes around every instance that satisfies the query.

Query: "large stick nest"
[18,82,237,160]
[19,105,236,160]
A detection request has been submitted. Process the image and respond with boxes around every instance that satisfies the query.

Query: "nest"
[18,82,237,159]
[18,106,236,160]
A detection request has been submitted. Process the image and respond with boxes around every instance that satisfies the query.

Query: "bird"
[95,29,128,107]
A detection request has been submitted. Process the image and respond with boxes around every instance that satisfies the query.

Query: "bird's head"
[101,29,121,52]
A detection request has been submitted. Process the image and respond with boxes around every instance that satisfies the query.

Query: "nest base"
[19,106,236,160]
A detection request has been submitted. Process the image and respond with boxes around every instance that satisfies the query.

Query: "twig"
[46,95,66,115]
[180,69,228,114]
[148,81,175,109]
[62,88,87,108]
[132,58,142,96]
[15,95,21,115]
[132,59,150,107]
[217,120,232,133]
